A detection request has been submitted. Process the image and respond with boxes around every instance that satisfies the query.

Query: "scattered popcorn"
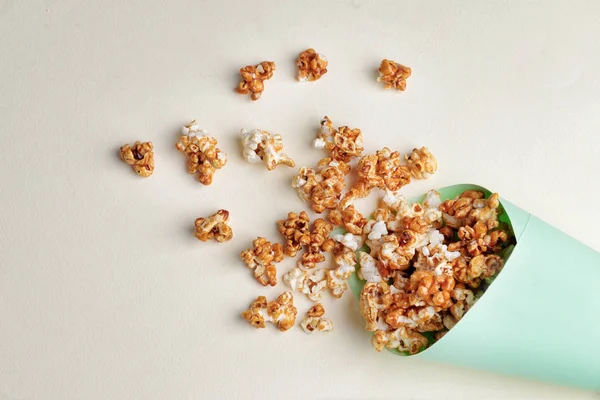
[314,116,364,162]
[235,61,276,101]
[406,147,438,180]
[328,204,367,235]
[283,267,328,302]
[176,121,227,185]
[377,59,411,91]
[241,292,298,331]
[296,49,328,82]
[194,209,233,242]
[356,189,514,354]
[241,237,284,286]
[241,129,295,170]
[299,218,335,269]
[292,157,350,213]
[277,211,311,257]
[120,141,155,177]
[300,303,333,333]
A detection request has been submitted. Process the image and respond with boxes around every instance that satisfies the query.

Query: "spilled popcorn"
[356,189,514,354]
[241,129,295,170]
[176,120,227,185]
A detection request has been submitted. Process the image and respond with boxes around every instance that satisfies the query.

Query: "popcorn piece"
[372,327,428,354]
[292,157,351,213]
[241,128,295,170]
[406,147,437,180]
[278,211,311,257]
[332,232,361,251]
[194,209,233,242]
[176,121,227,185]
[283,267,328,301]
[378,231,419,275]
[296,49,328,82]
[328,204,367,235]
[407,270,455,309]
[241,237,284,286]
[120,141,154,177]
[377,59,411,91]
[241,292,298,331]
[299,218,335,269]
[357,251,382,283]
[327,235,360,298]
[357,189,513,354]
[235,61,276,101]
[360,282,392,331]
[314,116,364,162]
[375,147,412,192]
[300,303,333,333]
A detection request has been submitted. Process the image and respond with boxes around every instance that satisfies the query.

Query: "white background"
[1,1,599,399]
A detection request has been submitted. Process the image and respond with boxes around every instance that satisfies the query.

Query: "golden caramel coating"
[299,218,335,269]
[405,147,437,180]
[315,116,364,162]
[120,141,154,177]
[242,292,298,331]
[296,49,328,82]
[377,59,411,91]
[241,237,284,287]
[235,61,276,101]
[300,303,333,333]
[278,211,311,257]
[176,121,227,185]
[292,157,351,213]
[357,189,511,354]
[194,209,233,242]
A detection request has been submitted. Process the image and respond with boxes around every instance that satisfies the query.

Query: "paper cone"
[349,184,600,390]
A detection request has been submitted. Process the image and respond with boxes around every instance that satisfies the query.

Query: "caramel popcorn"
[377,59,411,91]
[296,49,328,82]
[120,141,154,177]
[242,292,298,331]
[406,147,437,180]
[299,218,335,269]
[278,211,311,257]
[356,189,514,354]
[314,116,364,162]
[360,282,392,331]
[176,121,227,185]
[371,327,428,354]
[328,204,367,235]
[235,61,276,101]
[241,237,284,286]
[300,303,333,333]
[283,267,328,301]
[241,128,295,170]
[292,157,351,213]
[327,235,360,298]
[330,147,435,235]
[194,209,233,242]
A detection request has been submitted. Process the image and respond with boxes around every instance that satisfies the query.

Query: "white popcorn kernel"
[358,251,381,282]
[240,128,295,170]
[423,190,442,209]
[367,220,388,240]
[313,138,326,149]
[332,232,361,251]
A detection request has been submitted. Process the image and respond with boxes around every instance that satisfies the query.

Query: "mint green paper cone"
[349,184,600,390]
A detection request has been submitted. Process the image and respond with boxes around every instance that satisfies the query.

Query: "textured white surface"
[1,1,599,399]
